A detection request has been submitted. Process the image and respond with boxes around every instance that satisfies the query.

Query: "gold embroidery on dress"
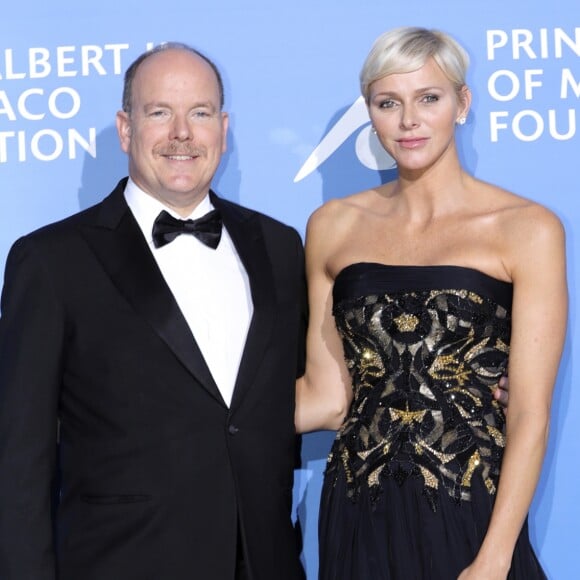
[326,285,511,511]
[487,425,505,446]
[462,450,482,487]
[390,406,427,425]
[393,313,420,332]
[419,465,439,489]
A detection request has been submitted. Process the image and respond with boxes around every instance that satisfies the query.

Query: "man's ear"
[116,110,131,154]
[221,111,229,154]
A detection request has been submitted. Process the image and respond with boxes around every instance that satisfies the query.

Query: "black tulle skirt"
[319,469,546,580]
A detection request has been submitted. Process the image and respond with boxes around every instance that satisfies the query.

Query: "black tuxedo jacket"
[0,179,307,580]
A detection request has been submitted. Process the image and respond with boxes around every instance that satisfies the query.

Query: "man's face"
[116,49,228,215]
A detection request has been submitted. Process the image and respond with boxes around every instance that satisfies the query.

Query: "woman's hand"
[493,375,509,409]
[458,559,508,580]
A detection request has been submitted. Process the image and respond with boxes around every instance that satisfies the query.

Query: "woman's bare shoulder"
[491,187,562,237]
[307,188,382,230]
[475,182,566,276]
[472,180,562,232]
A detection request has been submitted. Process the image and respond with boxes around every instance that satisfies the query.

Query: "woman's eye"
[422,94,439,103]
[379,99,396,109]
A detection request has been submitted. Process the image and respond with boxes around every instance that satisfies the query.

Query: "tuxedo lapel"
[212,193,276,410]
[79,180,224,405]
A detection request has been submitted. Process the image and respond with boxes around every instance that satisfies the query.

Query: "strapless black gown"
[318,263,546,580]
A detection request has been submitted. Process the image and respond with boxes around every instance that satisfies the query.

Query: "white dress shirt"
[124,179,253,407]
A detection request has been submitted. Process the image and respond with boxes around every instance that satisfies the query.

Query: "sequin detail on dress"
[326,270,511,512]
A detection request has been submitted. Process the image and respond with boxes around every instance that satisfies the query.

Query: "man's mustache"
[156,143,206,157]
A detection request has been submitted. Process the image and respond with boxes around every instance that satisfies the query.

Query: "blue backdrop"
[1,2,578,578]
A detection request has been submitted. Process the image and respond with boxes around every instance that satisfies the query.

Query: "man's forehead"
[134,52,218,92]
[138,49,210,77]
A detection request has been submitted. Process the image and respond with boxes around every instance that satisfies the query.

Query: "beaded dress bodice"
[327,263,513,511]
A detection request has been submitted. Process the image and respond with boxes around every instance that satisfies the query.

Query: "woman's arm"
[295,204,353,434]
[459,205,567,579]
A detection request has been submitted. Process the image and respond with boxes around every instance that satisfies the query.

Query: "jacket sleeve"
[293,231,308,379]
[0,236,64,580]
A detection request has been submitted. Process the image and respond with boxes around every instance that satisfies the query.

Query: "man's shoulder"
[24,180,126,241]
[213,193,300,239]
[12,181,126,256]
[35,205,99,234]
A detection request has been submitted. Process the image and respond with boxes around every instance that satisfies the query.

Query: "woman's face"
[367,57,470,174]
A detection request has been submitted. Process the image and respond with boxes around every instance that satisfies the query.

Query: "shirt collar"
[124,178,214,245]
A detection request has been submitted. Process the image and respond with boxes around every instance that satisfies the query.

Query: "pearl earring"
[457,117,466,126]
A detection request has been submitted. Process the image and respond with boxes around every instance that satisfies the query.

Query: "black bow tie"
[152,209,222,249]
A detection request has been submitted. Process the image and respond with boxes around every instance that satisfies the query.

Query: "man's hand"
[493,375,509,409]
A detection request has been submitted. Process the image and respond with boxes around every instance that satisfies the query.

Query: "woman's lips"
[396,137,429,149]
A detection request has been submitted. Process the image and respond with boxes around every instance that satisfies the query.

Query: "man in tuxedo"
[0,43,307,580]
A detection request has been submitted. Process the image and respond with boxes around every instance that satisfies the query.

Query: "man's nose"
[169,115,193,141]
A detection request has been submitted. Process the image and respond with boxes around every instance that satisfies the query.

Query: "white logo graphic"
[294,96,397,183]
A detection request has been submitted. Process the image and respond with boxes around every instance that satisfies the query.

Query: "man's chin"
[158,182,210,208]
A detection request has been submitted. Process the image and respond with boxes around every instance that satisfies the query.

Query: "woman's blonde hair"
[360,27,469,102]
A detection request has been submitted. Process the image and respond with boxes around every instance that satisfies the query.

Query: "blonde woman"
[296,27,566,579]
